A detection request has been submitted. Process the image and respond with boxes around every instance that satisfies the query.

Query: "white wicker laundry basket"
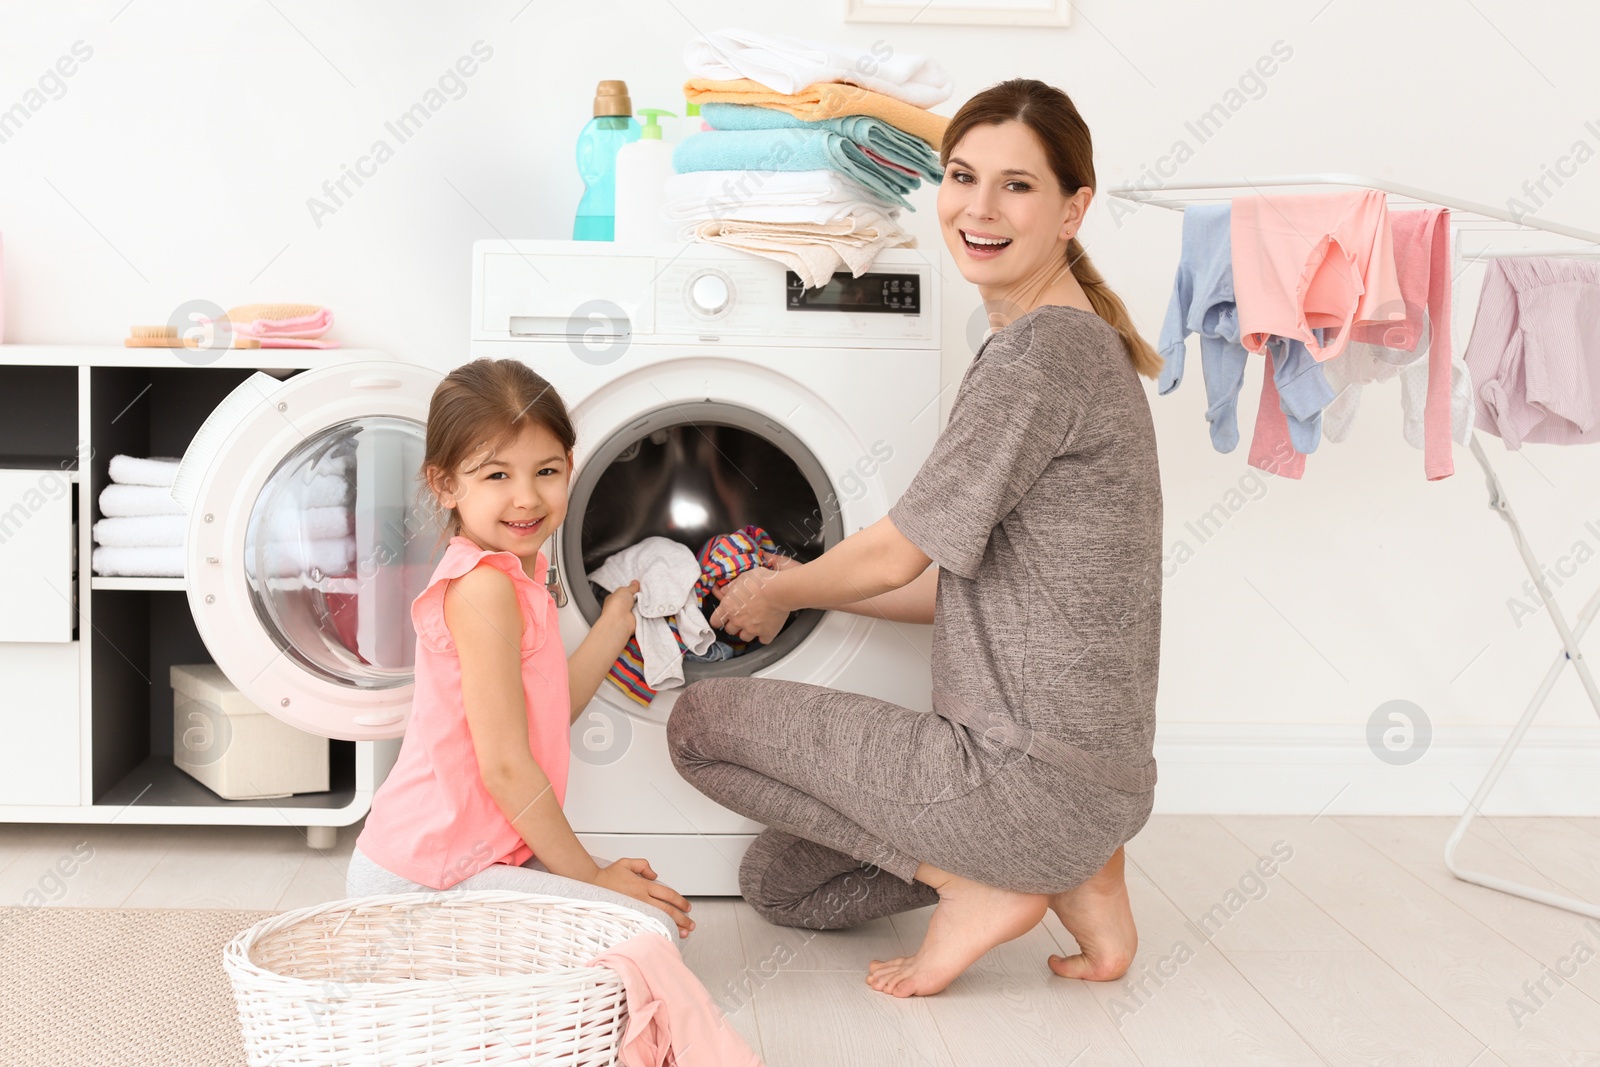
[222,890,671,1067]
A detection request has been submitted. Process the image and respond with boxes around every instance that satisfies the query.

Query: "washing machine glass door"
[179,361,442,741]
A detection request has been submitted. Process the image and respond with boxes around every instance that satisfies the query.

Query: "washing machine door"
[175,361,442,741]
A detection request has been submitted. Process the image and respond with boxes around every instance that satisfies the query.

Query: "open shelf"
[94,748,357,812]
[0,365,78,472]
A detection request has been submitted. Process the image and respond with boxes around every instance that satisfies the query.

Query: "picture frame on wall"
[845,0,1071,26]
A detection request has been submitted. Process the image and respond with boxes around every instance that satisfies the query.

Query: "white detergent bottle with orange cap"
[613,108,679,244]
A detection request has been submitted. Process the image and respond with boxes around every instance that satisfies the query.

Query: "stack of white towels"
[246,457,358,582]
[666,27,953,288]
[92,455,188,577]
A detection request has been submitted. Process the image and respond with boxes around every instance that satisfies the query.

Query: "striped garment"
[604,525,779,706]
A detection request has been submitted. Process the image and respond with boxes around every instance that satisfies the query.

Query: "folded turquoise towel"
[672,127,917,211]
[700,102,943,185]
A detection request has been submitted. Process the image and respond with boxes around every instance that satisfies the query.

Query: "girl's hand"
[762,551,802,572]
[708,567,788,644]
[600,579,639,636]
[595,857,695,938]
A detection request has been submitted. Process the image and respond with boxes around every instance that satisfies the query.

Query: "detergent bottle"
[573,80,640,241]
[613,108,678,244]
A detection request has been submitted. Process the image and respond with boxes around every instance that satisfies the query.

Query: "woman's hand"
[599,579,639,636]
[707,566,791,644]
[594,857,695,938]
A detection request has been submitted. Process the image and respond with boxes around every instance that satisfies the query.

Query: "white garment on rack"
[589,537,715,690]
[1321,317,1473,448]
[684,27,954,107]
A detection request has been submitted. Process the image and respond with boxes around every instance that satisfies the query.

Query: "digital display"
[786,272,920,314]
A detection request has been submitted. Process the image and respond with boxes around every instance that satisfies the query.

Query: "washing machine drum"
[566,403,843,677]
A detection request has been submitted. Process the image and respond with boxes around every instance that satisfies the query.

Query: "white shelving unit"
[0,343,402,848]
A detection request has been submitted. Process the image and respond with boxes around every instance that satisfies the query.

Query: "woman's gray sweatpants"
[667,677,1153,931]
[345,845,671,934]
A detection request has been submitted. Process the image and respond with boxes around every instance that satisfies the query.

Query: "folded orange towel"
[684,77,949,150]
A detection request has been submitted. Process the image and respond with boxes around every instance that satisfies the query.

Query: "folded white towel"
[251,537,357,580]
[109,455,182,487]
[661,169,895,228]
[93,545,184,578]
[93,515,186,548]
[692,216,916,289]
[302,473,351,508]
[590,537,715,690]
[99,483,186,517]
[259,505,352,542]
[685,27,954,107]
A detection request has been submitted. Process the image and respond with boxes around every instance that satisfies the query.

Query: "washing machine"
[471,240,941,893]
[172,240,941,895]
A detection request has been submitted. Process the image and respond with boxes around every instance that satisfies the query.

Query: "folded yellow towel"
[684,78,950,150]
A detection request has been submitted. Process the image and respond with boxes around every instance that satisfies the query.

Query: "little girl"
[346,357,694,938]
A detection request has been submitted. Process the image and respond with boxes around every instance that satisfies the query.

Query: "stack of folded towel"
[245,452,357,581]
[667,27,952,288]
[226,303,339,349]
[92,455,187,577]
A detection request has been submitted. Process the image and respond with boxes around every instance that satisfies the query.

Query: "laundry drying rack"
[1107,174,1600,921]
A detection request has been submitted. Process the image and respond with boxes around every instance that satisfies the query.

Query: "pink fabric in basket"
[587,932,764,1067]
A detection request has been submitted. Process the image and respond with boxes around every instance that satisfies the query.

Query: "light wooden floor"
[3,814,1599,1065]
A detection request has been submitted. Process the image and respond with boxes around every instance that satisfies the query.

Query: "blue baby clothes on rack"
[1157,203,1333,457]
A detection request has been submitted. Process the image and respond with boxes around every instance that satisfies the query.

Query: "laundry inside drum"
[568,405,845,681]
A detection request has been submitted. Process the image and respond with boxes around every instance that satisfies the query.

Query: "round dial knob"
[689,272,731,316]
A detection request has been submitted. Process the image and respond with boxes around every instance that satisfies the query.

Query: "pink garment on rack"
[1462,256,1600,449]
[1248,366,1306,479]
[586,932,765,1067]
[1346,208,1455,479]
[1232,189,1405,364]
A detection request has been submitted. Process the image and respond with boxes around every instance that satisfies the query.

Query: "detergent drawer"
[477,251,657,338]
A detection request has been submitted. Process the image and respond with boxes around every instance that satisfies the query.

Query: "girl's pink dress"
[355,535,571,890]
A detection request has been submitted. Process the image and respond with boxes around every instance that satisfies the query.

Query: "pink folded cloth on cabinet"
[225,303,338,347]
[586,932,764,1067]
[1345,207,1456,479]
[1232,189,1405,364]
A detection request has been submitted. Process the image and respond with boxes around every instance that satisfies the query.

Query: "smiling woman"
[669,78,1167,999]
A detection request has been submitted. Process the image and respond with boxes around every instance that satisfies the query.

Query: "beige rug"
[0,904,277,1066]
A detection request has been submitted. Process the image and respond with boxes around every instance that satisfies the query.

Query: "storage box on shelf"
[171,663,330,800]
[0,344,401,847]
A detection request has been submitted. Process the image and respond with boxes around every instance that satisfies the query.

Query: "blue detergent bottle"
[574,79,641,241]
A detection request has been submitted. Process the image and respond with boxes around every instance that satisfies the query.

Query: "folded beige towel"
[691,216,917,289]
[684,78,949,150]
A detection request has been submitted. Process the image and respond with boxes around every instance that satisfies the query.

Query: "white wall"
[4,0,1598,812]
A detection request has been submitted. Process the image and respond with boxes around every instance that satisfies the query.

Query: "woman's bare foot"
[865,864,1048,997]
[1047,845,1138,981]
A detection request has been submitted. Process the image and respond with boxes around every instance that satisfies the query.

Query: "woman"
[666,78,1164,998]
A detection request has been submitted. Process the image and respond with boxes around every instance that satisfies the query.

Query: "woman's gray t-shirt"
[887,304,1163,794]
